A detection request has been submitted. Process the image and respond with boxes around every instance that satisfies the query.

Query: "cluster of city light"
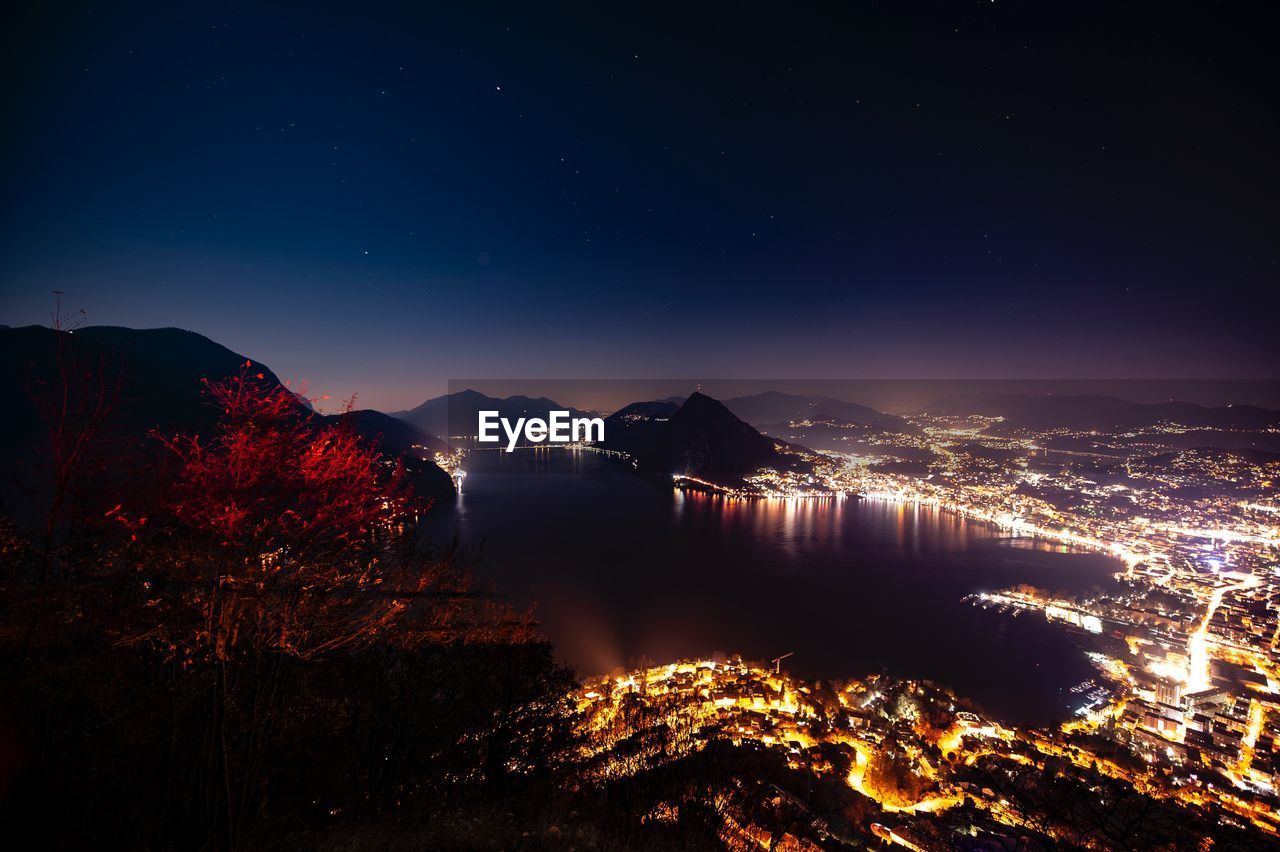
[571,652,1280,841]
[757,411,1280,820]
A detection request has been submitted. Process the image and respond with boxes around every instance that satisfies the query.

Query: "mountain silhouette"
[0,325,454,504]
[334,409,449,457]
[605,392,806,485]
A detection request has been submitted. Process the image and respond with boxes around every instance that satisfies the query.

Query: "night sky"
[2,2,1276,411]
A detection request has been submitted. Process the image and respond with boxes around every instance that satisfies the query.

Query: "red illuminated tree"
[162,368,408,559]
[134,364,528,662]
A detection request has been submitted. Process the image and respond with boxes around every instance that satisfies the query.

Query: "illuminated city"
[411,393,1280,846]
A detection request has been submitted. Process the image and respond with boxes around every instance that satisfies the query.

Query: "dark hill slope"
[0,325,453,506]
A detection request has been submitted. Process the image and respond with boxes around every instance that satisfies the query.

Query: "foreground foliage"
[0,368,573,849]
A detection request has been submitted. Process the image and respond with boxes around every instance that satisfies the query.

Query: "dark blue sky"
[2,2,1276,411]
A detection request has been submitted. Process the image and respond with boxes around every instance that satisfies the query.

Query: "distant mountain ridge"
[392,389,595,441]
[925,392,1280,431]
[723,391,909,432]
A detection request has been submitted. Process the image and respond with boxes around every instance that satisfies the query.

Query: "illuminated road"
[844,739,962,814]
[1187,572,1261,693]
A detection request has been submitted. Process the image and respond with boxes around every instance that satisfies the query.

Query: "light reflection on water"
[673,489,992,562]
[433,448,1121,725]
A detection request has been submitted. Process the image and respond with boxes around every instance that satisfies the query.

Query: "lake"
[425,447,1123,725]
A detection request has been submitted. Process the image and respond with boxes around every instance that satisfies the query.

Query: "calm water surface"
[426,448,1122,725]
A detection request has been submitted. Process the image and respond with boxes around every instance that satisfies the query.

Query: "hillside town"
[575,654,1275,848]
